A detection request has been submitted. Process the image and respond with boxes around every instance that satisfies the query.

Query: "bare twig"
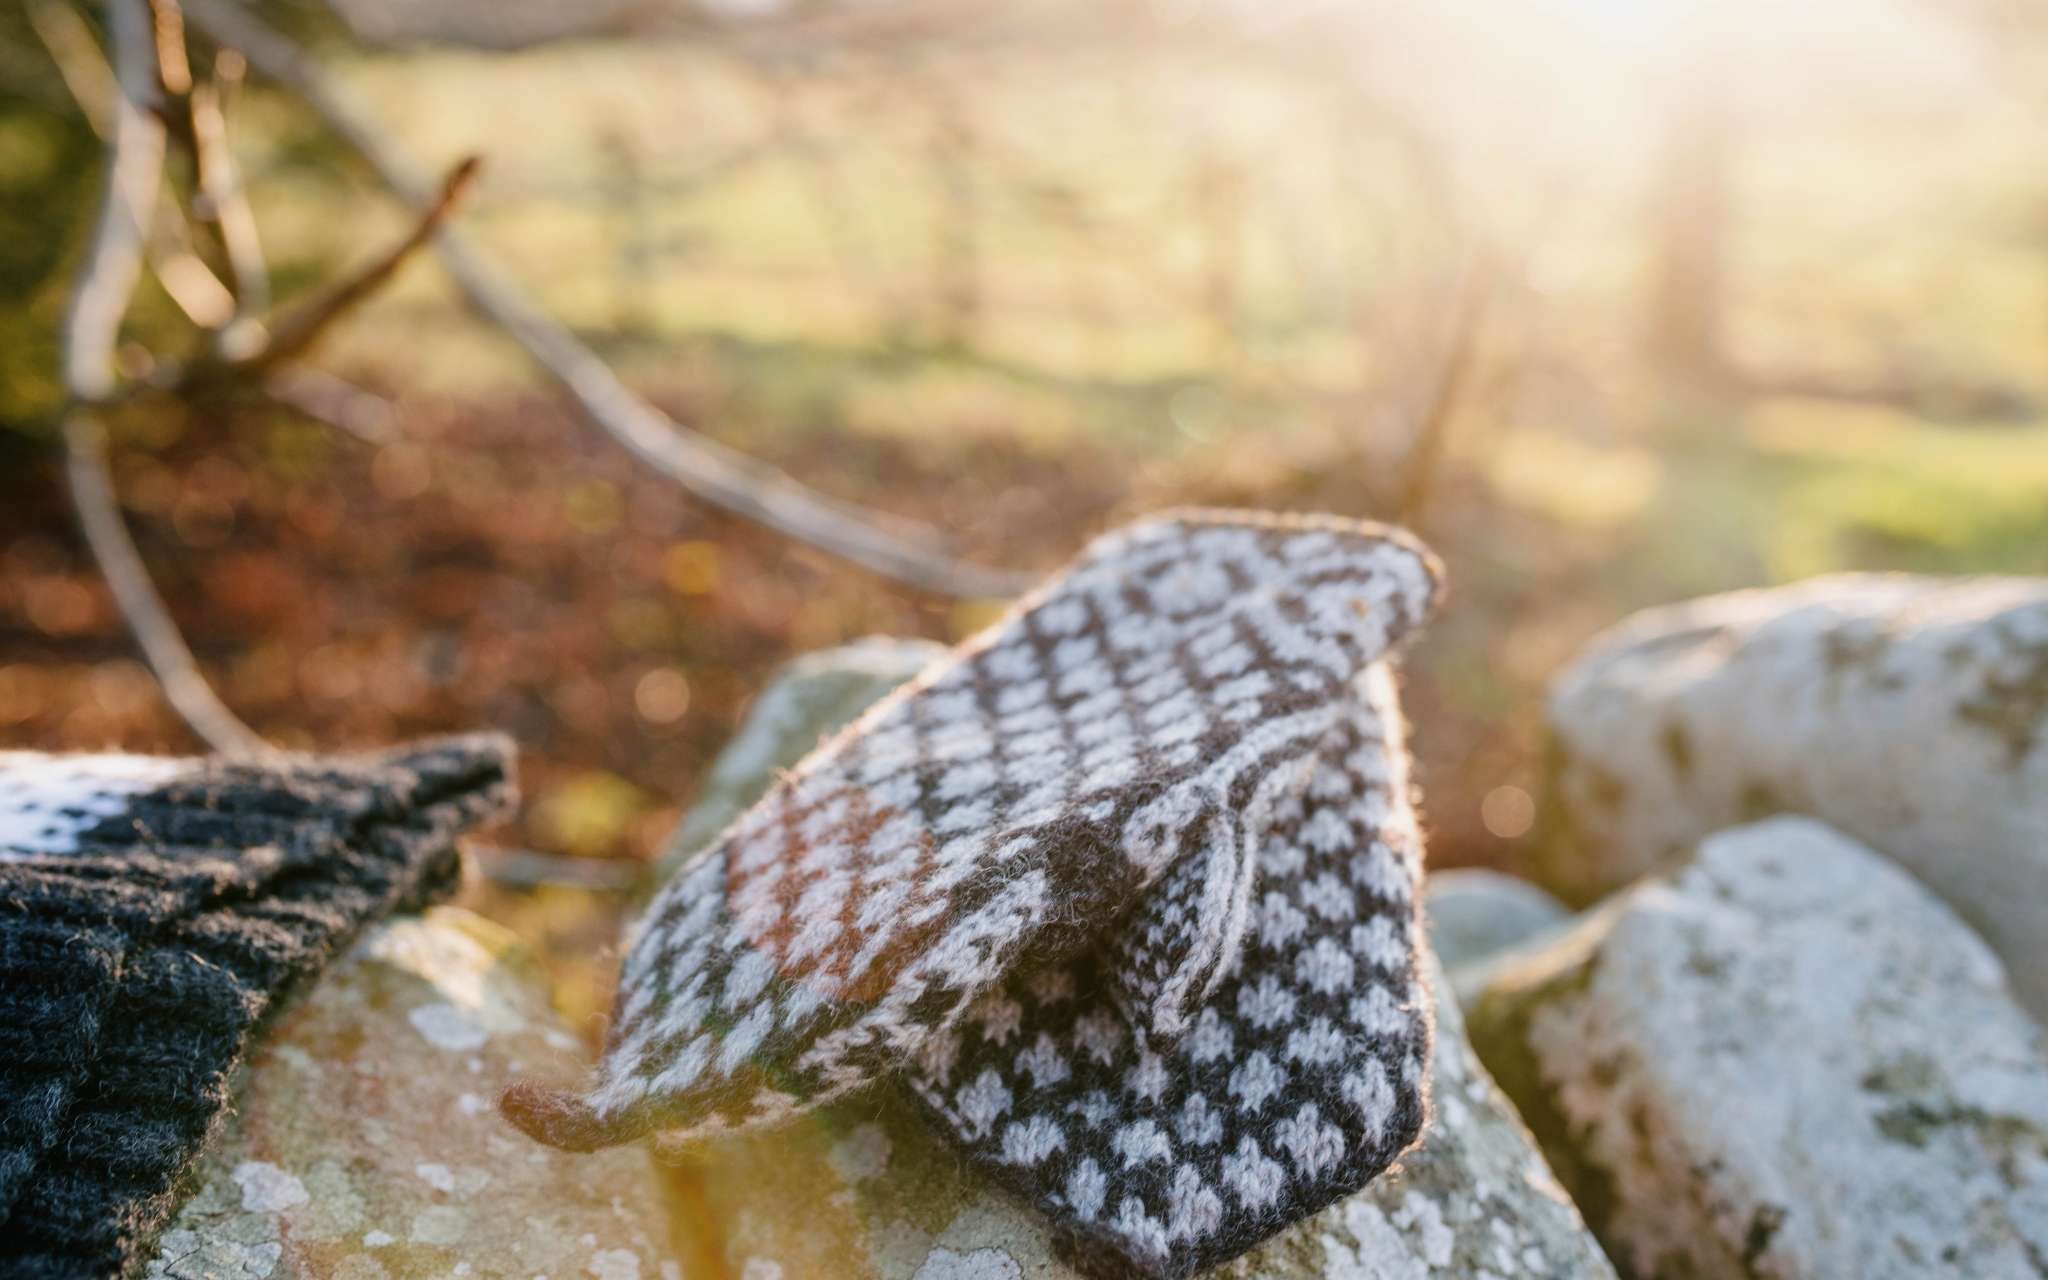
[260,366,398,444]
[145,0,193,96]
[27,1,116,138]
[31,1,250,335]
[63,0,164,405]
[64,418,268,754]
[183,0,1033,600]
[188,69,271,318]
[232,155,480,376]
[147,0,270,325]
[60,0,265,756]
[148,199,237,328]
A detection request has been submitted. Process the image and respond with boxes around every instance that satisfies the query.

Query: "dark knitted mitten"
[501,510,1441,1280]
[0,734,515,1280]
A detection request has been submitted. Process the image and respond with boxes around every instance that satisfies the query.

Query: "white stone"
[153,909,678,1279]
[415,1162,456,1193]
[1541,574,2048,1018]
[828,1123,893,1184]
[909,1248,1022,1280]
[1423,869,1569,973]
[1468,817,2048,1279]
[145,1230,284,1280]
[231,1162,310,1213]
[408,1001,491,1052]
[586,1249,641,1280]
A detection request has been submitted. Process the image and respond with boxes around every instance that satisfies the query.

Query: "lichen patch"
[232,1162,310,1214]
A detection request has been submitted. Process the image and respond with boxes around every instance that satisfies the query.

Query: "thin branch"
[63,0,165,405]
[60,0,265,756]
[148,198,237,328]
[182,0,1034,600]
[147,0,270,324]
[144,154,474,394]
[27,1,116,139]
[31,3,248,334]
[145,0,193,97]
[64,417,267,755]
[260,366,398,444]
[238,155,480,375]
[188,69,271,318]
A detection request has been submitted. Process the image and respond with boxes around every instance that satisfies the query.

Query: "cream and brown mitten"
[503,512,1439,1279]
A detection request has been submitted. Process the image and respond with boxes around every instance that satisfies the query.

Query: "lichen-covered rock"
[150,908,680,1280]
[1467,817,2048,1280]
[657,953,1616,1280]
[1424,869,1570,973]
[645,636,944,893]
[1540,574,2048,1019]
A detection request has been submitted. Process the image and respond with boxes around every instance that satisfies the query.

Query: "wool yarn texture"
[501,511,1442,1279]
[0,735,515,1280]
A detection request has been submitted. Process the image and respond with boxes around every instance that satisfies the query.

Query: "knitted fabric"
[501,510,1441,1279]
[0,735,515,1280]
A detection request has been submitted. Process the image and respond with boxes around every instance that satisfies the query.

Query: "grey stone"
[151,908,679,1280]
[1425,869,1571,972]
[1540,573,2048,1020]
[646,635,944,893]
[1467,816,2048,1280]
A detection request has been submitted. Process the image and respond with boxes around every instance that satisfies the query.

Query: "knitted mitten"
[906,664,1427,1277]
[0,735,515,1280]
[501,510,1441,1279]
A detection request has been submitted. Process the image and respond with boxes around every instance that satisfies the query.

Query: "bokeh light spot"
[635,668,692,725]
[1481,784,1537,840]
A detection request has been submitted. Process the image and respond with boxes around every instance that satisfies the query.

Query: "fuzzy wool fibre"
[502,511,1442,1279]
[0,735,515,1279]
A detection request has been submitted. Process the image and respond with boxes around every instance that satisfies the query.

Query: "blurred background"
[4,0,2046,1017]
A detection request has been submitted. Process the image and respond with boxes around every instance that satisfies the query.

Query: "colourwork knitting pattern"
[910,665,1427,1277]
[503,511,1441,1279]
[0,736,514,1280]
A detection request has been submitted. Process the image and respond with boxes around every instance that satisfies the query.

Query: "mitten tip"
[498,1080,619,1152]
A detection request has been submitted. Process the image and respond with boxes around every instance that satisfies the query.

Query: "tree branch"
[64,417,267,754]
[236,155,479,376]
[259,365,397,444]
[182,0,1033,600]
[188,61,271,320]
[60,0,266,756]
[63,0,164,405]
[27,1,116,139]
[31,1,250,335]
